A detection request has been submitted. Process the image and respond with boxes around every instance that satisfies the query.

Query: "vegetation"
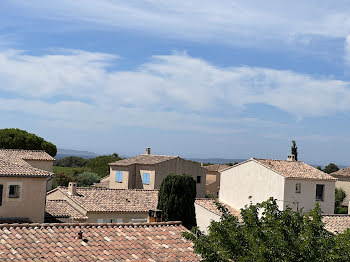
[55,156,88,168]
[335,188,348,214]
[323,163,339,174]
[291,140,298,161]
[0,128,57,156]
[184,198,350,262]
[157,174,197,229]
[77,172,101,187]
[85,154,121,177]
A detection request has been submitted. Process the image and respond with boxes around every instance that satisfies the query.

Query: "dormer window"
[143,173,150,185]
[116,171,123,183]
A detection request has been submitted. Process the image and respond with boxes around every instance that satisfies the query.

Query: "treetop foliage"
[85,154,121,177]
[157,174,197,229]
[55,156,89,168]
[184,198,350,262]
[0,128,57,157]
[323,163,339,174]
[291,140,298,161]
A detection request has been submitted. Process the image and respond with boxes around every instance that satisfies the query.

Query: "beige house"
[204,164,230,197]
[220,155,336,214]
[0,158,52,223]
[330,167,350,204]
[99,148,206,198]
[46,182,159,223]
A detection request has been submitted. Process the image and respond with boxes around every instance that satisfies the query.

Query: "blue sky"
[1,1,350,165]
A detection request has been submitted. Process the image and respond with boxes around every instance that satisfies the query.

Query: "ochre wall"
[86,212,148,223]
[24,160,54,172]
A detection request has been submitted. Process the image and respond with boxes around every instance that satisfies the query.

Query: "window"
[295,183,301,193]
[143,173,150,185]
[116,171,123,183]
[97,219,104,223]
[131,218,147,223]
[8,185,20,198]
[316,184,324,201]
[196,176,201,184]
[97,219,123,223]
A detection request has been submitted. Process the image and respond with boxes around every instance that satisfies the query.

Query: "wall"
[108,166,131,189]
[86,212,148,223]
[24,160,54,172]
[135,165,156,190]
[334,177,350,203]
[155,158,206,198]
[219,160,285,210]
[205,171,220,197]
[195,203,220,234]
[0,176,48,223]
[284,179,335,214]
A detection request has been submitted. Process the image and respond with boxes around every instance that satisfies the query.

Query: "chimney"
[287,154,296,162]
[148,209,162,223]
[68,182,77,195]
[200,163,204,167]
[145,147,151,155]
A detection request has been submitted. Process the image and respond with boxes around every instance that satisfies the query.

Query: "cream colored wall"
[334,177,350,203]
[0,176,48,223]
[109,166,130,189]
[195,203,220,234]
[155,158,206,198]
[135,165,156,190]
[86,212,148,223]
[47,189,88,216]
[24,160,54,172]
[284,179,335,214]
[219,161,285,210]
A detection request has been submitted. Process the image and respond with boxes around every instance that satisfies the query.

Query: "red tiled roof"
[0,149,54,163]
[45,200,88,221]
[331,167,350,177]
[195,198,242,221]
[322,215,350,234]
[109,154,177,166]
[0,158,52,177]
[253,158,336,181]
[0,221,200,261]
[54,187,158,213]
[204,164,230,172]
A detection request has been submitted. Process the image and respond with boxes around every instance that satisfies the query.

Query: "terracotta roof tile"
[109,154,177,166]
[322,215,350,234]
[45,200,88,222]
[0,222,200,261]
[204,164,230,172]
[0,149,54,163]
[253,158,336,181]
[331,167,350,177]
[56,187,158,213]
[195,198,242,222]
[0,158,52,177]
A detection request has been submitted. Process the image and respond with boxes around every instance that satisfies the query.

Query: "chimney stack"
[148,209,162,223]
[146,147,151,155]
[68,182,77,195]
[287,154,296,162]
[200,163,204,167]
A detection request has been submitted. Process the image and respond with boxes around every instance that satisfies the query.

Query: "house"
[0,149,55,190]
[0,158,52,223]
[46,182,159,223]
[219,155,336,214]
[204,164,230,197]
[0,221,200,261]
[195,198,242,233]
[330,167,350,203]
[103,148,206,197]
[322,214,350,234]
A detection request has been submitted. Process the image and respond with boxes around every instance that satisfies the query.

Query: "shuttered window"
[143,173,150,185]
[116,171,123,183]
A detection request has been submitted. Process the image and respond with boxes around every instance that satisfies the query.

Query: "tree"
[77,172,100,187]
[184,198,350,262]
[335,188,347,214]
[0,128,57,157]
[85,154,122,177]
[323,163,339,174]
[157,174,197,229]
[291,140,298,161]
[55,156,89,168]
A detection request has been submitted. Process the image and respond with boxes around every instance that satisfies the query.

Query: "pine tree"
[291,140,298,161]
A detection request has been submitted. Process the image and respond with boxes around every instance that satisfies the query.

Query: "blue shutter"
[143,173,150,184]
[116,171,123,182]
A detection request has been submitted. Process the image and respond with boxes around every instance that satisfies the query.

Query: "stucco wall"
[86,212,148,223]
[206,171,220,197]
[24,160,54,172]
[219,160,285,210]
[334,177,350,203]
[195,203,220,234]
[135,165,156,190]
[109,166,130,189]
[0,176,48,223]
[155,158,206,198]
[284,179,335,214]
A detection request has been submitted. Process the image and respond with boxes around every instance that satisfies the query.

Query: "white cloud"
[1,49,350,134]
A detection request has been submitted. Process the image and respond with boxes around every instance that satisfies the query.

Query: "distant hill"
[189,158,247,165]
[56,148,100,159]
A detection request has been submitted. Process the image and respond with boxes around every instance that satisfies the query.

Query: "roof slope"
[205,164,230,172]
[195,198,242,222]
[54,187,158,212]
[331,167,350,177]
[0,158,52,177]
[0,221,200,261]
[322,215,350,234]
[46,200,88,221]
[0,149,54,163]
[109,154,177,166]
[253,158,336,181]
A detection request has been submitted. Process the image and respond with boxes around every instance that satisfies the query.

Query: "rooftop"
[0,158,52,177]
[0,149,54,164]
[45,200,88,222]
[253,158,336,181]
[109,154,178,166]
[195,198,242,222]
[51,187,158,213]
[204,164,230,172]
[0,221,200,261]
[322,215,350,234]
[330,167,350,177]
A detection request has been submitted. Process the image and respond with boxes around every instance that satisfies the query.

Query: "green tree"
[0,128,57,156]
[323,163,339,174]
[184,198,350,262]
[335,188,347,214]
[85,154,122,177]
[291,140,298,161]
[77,172,100,187]
[55,156,89,168]
[52,172,77,188]
[316,165,322,170]
[157,174,197,229]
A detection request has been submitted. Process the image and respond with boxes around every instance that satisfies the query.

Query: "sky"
[1,1,350,165]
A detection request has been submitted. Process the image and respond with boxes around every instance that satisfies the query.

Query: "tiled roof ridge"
[58,186,159,192]
[139,154,178,158]
[0,221,182,229]
[0,148,47,153]
[252,157,302,162]
[0,157,53,176]
[322,214,350,217]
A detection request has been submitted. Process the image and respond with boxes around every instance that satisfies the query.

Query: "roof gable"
[331,167,350,177]
[0,158,52,177]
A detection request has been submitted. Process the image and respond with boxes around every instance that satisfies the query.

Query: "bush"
[77,172,100,187]
[55,156,89,168]
[85,154,122,177]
